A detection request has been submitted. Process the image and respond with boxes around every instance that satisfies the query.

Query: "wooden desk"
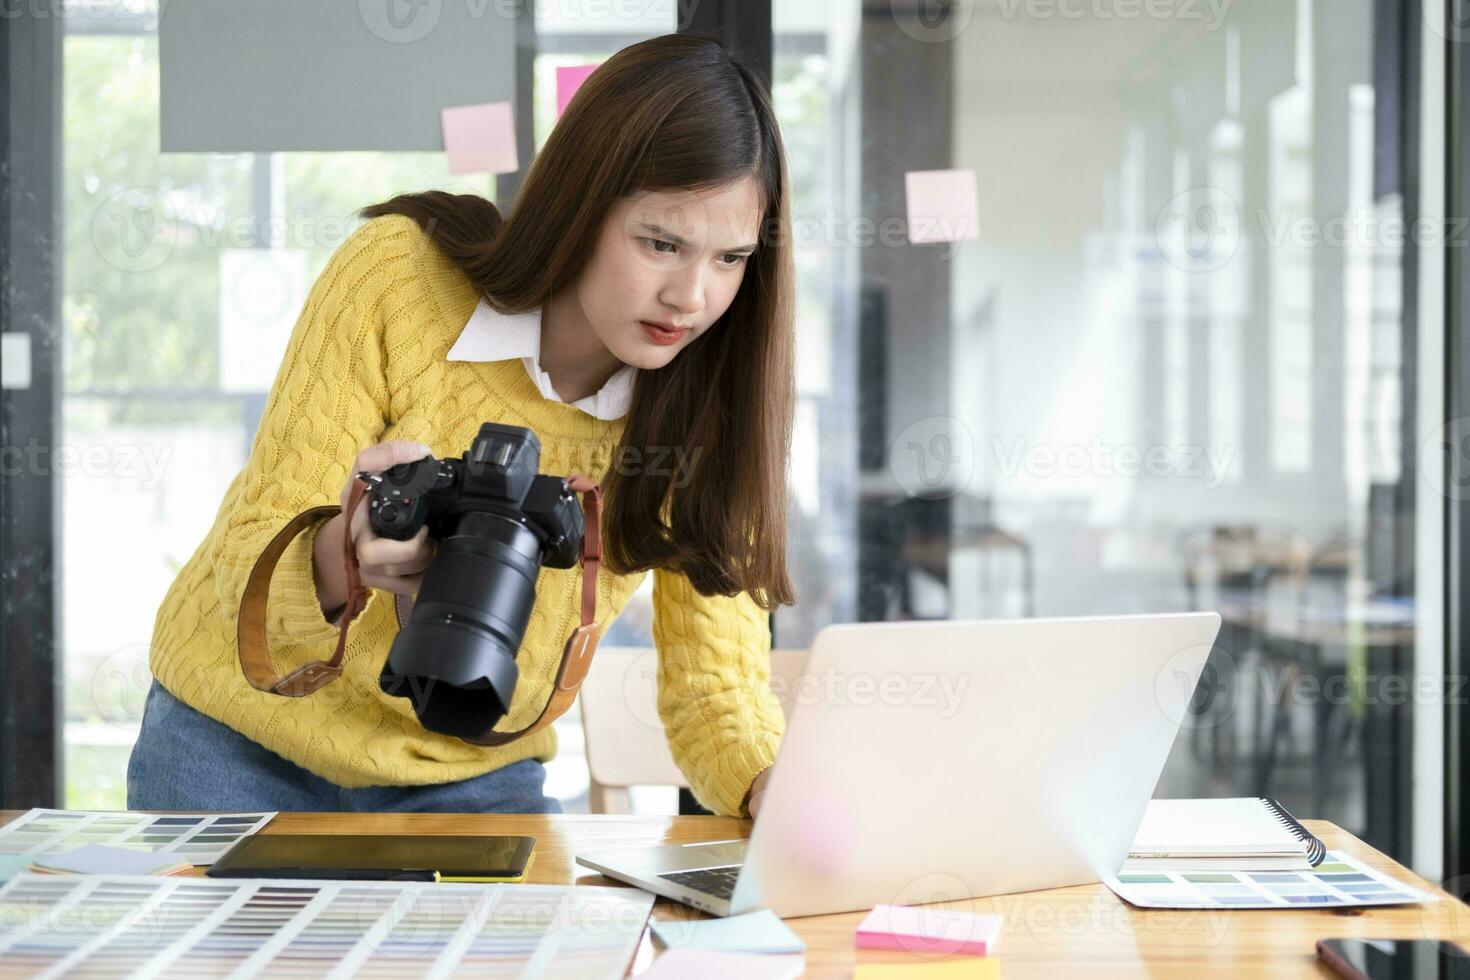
[5,812,1468,977]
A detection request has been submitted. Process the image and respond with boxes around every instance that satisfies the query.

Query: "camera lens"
[379,510,545,740]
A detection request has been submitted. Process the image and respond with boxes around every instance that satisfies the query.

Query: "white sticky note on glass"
[441,102,519,176]
[2,333,31,390]
[219,249,308,393]
[904,169,980,244]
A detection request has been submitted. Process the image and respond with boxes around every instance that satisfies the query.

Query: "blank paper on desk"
[651,909,806,954]
[31,844,191,877]
[160,0,515,152]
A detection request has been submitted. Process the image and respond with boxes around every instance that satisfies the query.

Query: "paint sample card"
[0,874,653,976]
[1106,850,1432,909]
[441,101,519,176]
[0,809,276,866]
[904,169,980,244]
[556,63,600,117]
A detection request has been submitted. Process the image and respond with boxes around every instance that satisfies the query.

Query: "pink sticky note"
[556,63,600,118]
[855,903,1001,956]
[904,169,980,244]
[440,102,518,176]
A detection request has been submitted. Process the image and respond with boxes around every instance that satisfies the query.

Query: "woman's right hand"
[314,439,438,620]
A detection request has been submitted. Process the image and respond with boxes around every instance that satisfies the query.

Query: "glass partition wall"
[772,0,1426,859]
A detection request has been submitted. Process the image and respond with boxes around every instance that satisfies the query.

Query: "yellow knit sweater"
[147,214,785,816]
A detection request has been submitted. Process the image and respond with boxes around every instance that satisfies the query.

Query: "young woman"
[127,34,795,817]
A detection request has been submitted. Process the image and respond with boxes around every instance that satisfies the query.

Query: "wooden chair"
[579,646,809,814]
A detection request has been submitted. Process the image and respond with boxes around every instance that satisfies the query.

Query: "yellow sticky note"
[855,958,1001,980]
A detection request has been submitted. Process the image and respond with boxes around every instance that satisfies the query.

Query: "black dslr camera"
[361,423,585,741]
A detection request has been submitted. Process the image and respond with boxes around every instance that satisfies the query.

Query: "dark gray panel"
[160,0,516,152]
[1,5,62,808]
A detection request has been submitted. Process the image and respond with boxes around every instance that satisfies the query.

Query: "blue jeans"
[127,682,562,814]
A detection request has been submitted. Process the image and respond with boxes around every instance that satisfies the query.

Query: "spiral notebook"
[1121,798,1326,873]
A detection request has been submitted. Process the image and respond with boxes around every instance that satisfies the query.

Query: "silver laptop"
[576,612,1221,918]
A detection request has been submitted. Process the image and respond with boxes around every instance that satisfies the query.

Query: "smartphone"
[1317,938,1470,979]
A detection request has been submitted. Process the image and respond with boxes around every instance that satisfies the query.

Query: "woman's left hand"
[746,767,773,819]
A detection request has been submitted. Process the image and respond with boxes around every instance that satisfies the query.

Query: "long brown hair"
[361,34,796,610]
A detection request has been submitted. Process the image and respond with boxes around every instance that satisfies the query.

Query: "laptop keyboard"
[658,865,741,900]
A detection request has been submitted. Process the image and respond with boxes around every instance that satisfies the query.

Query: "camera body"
[360,423,585,740]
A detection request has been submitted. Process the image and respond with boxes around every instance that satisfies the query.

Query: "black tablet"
[205,834,536,882]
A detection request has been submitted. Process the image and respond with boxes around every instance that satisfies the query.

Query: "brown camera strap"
[236,475,603,745]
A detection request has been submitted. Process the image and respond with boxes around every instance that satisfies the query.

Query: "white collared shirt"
[446,299,636,421]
